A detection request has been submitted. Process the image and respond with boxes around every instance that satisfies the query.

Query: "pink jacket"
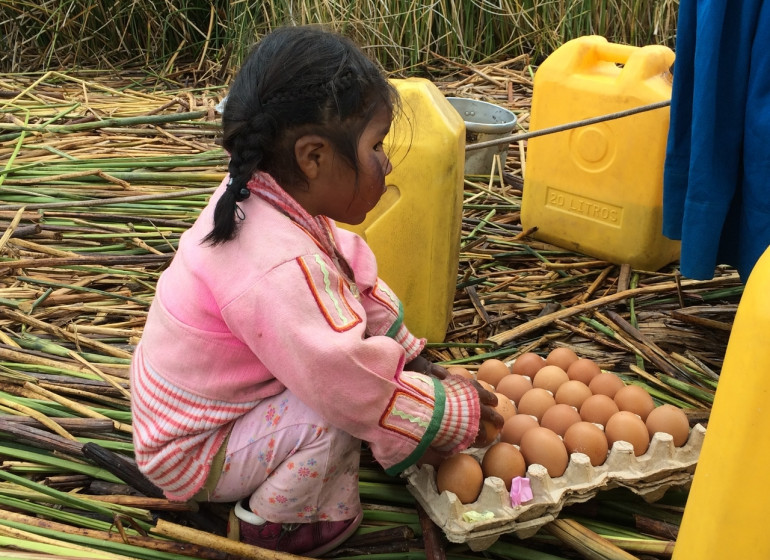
[131,174,480,501]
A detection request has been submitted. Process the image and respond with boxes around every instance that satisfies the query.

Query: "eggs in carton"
[404,423,705,551]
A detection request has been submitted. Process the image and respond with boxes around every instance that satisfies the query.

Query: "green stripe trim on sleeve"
[384,376,444,476]
[384,301,404,339]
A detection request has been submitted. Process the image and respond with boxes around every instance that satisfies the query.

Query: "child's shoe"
[228,500,362,557]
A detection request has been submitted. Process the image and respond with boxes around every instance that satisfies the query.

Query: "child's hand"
[471,380,504,447]
[404,356,448,379]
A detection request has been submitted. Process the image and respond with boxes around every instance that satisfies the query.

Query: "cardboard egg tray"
[403,423,705,551]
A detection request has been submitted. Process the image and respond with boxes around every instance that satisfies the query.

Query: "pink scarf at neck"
[246,172,356,282]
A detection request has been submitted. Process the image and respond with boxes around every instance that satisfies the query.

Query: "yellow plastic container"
[339,78,465,342]
[672,246,770,559]
[520,36,681,271]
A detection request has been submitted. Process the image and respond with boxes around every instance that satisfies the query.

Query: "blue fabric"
[663,0,770,281]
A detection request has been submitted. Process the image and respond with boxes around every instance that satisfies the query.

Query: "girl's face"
[301,106,393,225]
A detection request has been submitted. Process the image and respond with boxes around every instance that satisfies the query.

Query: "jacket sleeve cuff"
[391,323,425,362]
[430,374,480,456]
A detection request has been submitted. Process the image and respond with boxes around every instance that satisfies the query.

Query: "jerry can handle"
[594,41,636,65]
[594,41,675,84]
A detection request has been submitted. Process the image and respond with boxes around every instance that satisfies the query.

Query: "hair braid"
[204,112,277,244]
[203,25,398,245]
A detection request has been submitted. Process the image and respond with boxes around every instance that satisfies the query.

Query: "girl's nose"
[383,156,393,176]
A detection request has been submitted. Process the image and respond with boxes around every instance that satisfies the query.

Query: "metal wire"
[464,99,672,151]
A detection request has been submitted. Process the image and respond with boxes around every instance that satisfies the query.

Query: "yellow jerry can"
[673,245,770,559]
[339,78,465,342]
[521,35,680,271]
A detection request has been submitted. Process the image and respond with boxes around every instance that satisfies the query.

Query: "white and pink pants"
[203,390,362,523]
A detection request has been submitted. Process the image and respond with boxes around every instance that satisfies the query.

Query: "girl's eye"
[374,141,384,151]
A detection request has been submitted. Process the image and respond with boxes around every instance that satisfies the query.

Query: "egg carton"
[403,423,705,551]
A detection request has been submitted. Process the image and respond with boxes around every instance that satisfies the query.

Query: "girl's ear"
[294,135,328,180]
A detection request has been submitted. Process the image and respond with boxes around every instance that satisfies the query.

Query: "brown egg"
[476,359,510,388]
[588,372,626,398]
[500,413,539,445]
[545,347,579,371]
[566,358,601,385]
[614,384,656,421]
[555,379,593,409]
[481,442,526,491]
[563,421,609,466]
[605,411,650,456]
[510,352,545,378]
[540,403,582,437]
[477,380,495,392]
[646,404,690,446]
[496,374,533,406]
[517,388,556,422]
[476,419,501,447]
[436,453,484,504]
[417,448,444,468]
[519,426,569,478]
[579,394,620,426]
[532,365,569,394]
[494,392,517,422]
[446,365,475,380]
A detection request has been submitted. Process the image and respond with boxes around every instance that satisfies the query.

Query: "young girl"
[130,25,502,557]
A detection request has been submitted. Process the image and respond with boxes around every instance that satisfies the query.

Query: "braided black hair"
[204,25,398,245]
